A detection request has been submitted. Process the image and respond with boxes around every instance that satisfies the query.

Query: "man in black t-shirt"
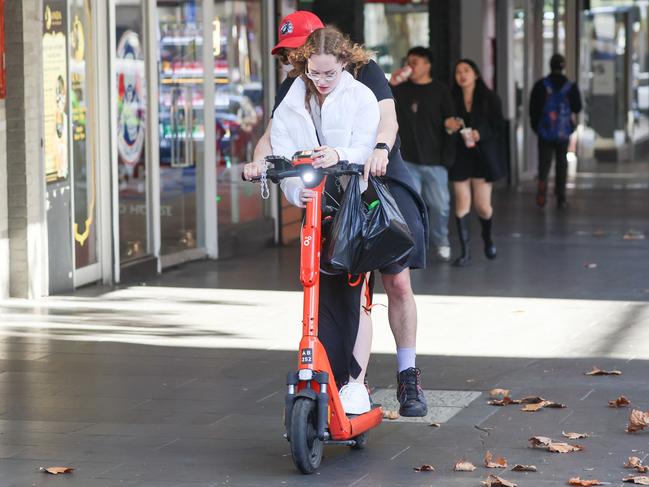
[244,12,429,417]
[390,47,456,262]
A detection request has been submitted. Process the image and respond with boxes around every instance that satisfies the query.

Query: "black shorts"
[379,181,427,275]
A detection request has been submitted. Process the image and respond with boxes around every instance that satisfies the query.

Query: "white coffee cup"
[460,127,476,148]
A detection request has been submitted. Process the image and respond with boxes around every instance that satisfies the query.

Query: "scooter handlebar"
[241,160,364,183]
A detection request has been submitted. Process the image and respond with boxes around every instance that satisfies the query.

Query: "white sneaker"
[339,382,371,414]
[436,245,451,262]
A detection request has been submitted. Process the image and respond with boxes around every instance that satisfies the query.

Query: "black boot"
[479,217,497,260]
[453,215,471,267]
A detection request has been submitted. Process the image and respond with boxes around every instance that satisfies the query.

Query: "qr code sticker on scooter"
[301,348,313,364]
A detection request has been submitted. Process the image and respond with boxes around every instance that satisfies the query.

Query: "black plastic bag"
[321,175,365,273]
[351,177,414,274]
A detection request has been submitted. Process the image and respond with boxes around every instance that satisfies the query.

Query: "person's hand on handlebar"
[312,146,340,168]
[298,188,317,207]
[243,160,267,180]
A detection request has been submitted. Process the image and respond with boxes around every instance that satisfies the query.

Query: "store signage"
[0,0,5,99]
[592,59,615,96]
[116,30,146,169]
[42,0,69,183]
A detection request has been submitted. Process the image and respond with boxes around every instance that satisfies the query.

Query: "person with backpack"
[529,53,582,208]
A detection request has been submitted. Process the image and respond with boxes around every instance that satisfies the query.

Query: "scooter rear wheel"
[289,398,324,474]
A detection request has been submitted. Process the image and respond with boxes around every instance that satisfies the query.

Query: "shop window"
[70,0,99,269]
[157,0,203,255]
[214,1,265,230]
[363,0,429,75]
[115,1,149,262]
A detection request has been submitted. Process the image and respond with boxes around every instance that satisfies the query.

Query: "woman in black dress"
[447,59,506,266]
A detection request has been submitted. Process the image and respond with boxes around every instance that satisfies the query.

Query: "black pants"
[538,139,569,199]
[318,273,364,385]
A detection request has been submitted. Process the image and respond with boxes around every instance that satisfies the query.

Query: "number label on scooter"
[300,348,313,364]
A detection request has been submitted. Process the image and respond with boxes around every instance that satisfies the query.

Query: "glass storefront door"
[70,0,101,283]
[213,0,266,249]
[115,0,150,262]
[157,0,203,255]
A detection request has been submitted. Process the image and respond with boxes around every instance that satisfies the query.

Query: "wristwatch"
[374,143,390,154]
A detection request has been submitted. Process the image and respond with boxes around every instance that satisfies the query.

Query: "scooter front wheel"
[289,397,324,474]
[351,430,368,450]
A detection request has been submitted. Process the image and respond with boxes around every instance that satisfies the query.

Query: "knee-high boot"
[479,216,497,260]
[453,215,471,267]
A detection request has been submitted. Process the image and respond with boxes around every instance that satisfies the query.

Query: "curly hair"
[287,27,372,111]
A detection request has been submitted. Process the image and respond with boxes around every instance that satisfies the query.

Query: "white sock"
[397,347,416,373]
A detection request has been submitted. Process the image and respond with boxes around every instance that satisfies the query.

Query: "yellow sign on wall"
[43,1,69,183]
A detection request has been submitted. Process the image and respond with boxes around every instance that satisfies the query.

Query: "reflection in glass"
[214,1,265,230]
[363,1,429,74]
[70,0,98,269]
[115,1,149,262]
[157,0,202,254]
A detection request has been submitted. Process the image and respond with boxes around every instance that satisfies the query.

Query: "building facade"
[1,0,279,298]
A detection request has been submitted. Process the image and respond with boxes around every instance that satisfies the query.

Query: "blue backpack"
[538,77,573,142]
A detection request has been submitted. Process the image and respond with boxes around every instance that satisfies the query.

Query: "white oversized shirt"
[271,71,380,207]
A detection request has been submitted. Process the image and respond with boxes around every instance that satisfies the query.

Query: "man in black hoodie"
[529,53,582,208]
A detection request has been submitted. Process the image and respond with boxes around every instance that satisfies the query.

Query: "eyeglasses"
[304,65,342,83]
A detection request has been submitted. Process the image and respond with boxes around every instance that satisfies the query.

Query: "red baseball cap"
[271,11,324,55]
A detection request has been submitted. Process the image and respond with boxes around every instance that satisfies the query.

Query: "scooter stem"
[300,181,324,339]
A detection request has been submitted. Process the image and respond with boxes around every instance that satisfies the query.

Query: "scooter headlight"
[301,170,315,183]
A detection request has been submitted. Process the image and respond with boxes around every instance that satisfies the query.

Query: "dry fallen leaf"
[522,402,548,412]
[568,477,603,486]
[490,388,511,399]
[485,450,508,468]
[623,230,646,241]
[413,464,435,472]
[511,464,537,472]
[489,396,522,406]
[529,436,583,453]
[454,459,477,471]
[585,366,622,376]
[482,474,518,487]
[549,442,584,453]
[623,476,649,485]
[627,409,649,433]
[562,431,589,440]
[625,457,649,473]
[40,466,75,475]
[383,409,400,420]
[529,436,553,448]
[520,396,546,404]
[610,396,632,408]
[429,422,440,428]
[544,401,567,408]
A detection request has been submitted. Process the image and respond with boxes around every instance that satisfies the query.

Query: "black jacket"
[453,86,507,181]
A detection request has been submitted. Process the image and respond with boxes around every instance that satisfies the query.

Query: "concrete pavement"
[0,179,648,486]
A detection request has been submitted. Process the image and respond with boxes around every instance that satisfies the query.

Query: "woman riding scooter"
[246,26,379,414]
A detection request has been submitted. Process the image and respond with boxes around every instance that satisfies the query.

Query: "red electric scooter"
[244,153,383,474]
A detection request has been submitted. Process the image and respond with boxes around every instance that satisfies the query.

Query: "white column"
[203,0,218,258]
[146,0,161,269]
[96,0,115,286]
[5,0,49,298]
